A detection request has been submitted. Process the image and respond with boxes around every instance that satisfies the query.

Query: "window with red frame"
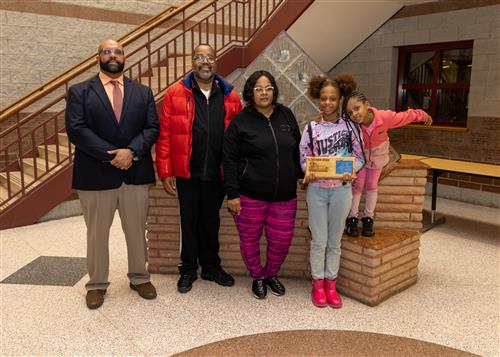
[396,40,473,127]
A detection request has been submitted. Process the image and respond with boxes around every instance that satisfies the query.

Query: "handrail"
[0,0,287,213]
[0,0,198,121]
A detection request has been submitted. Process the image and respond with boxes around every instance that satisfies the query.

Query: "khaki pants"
[78,183,150,291]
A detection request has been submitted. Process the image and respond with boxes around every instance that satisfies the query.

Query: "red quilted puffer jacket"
[155,71,242,180]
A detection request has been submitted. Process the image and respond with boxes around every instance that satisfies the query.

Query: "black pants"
[176,177,225,275]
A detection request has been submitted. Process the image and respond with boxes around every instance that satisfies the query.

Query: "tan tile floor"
[1,197,499,356]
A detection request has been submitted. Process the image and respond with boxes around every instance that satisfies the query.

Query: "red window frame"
[396,40,473,127]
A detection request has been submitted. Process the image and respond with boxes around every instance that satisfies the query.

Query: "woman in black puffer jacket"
[223,70,303,300]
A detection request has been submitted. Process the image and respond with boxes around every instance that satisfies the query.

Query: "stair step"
[137,56,193,90]
[0,171,36,193]
[37,145,70,163]
[138,73,186,91]
[58,132,74,150]
[0,139,70,205]
[151,65,191,79]
[22,158,57,178]
[0,186,8,203]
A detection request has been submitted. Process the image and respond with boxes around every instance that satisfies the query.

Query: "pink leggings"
[349,167,383,218]
[233,195,297,279]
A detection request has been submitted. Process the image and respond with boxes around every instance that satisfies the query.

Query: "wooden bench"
[401,154,500,231]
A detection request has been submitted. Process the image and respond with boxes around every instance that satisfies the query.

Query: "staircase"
[0,0,313,229]
[139,55,193,93]
[0,133,72,207]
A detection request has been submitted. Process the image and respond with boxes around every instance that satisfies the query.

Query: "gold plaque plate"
[305,157,356,179]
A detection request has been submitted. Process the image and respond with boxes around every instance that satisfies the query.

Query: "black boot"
[361,217,375,237]
[345,217,359,237]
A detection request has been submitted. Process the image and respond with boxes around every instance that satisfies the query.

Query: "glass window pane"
[436,89,468,125]
[401,89,432,111]
[440,48,472,83]
[404,51,434,84]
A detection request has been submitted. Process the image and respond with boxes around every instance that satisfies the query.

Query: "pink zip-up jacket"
[362,107,428,169]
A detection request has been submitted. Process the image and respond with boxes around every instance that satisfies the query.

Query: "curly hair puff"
[334,74,357,98]
[307,75,334,99]
[307,74,357,99]
[242,70,279,110]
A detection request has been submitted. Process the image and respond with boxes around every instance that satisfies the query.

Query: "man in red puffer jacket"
[155,44,242,293]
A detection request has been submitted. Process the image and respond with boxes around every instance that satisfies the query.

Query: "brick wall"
[147,159,428,278]
[146,185,312,277]
[391,116,500,204]
[426,172,500,194]
[391,117,500,165]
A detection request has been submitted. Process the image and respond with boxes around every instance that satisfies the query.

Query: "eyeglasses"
[193,54,216,64]
[100,48,124,56]
[254,86,274,93]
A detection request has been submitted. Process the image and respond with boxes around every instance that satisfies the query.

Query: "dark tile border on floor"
[1,256,87,287]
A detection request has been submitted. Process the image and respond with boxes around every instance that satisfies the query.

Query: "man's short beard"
[100,61,125,74]
[194,70,214,82]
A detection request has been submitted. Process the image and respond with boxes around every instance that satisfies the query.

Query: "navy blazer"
[65,74,160,190]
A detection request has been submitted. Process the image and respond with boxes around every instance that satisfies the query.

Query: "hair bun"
[334,74,357,97]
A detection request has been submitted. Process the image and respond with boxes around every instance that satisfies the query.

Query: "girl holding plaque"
[223,71,303,300]
[344,92,432,237]
[300,75,365,308]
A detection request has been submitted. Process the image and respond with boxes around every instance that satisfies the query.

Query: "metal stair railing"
[0,0,284,210]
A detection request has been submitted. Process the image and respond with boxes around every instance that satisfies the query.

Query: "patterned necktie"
[110,80,123,122]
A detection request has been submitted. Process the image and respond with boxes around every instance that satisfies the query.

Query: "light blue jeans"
[306,183,352,280]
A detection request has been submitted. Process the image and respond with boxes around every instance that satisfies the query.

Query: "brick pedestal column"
[338,228,420,306]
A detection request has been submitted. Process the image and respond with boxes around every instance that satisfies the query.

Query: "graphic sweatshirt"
[299,115,365,188]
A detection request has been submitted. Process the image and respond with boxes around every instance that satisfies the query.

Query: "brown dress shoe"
[130,282,157,299]
[86,289,106,309]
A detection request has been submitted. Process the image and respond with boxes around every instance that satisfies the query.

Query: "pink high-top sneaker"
[311,279,327,307]
[324,279,343,308]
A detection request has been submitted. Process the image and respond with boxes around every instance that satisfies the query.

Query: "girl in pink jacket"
[344,91,432,237]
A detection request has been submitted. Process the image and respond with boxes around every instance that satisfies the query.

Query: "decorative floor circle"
[173,329,479,357]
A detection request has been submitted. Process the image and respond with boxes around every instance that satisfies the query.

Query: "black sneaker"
[345,217,359,237]
[177,273,197,293]
[252,279,267,299]
[201,268,235,287]
[361,217,375,237]
[264,276,285,296]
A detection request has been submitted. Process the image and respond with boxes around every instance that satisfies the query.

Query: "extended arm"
[385,108,432,129]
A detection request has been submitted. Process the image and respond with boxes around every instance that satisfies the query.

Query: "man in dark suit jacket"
[65,39,160,309]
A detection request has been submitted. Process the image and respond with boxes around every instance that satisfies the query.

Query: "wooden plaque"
[305,156,356,179]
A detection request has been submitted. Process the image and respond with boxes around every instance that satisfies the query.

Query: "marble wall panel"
[230,32,323,129]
